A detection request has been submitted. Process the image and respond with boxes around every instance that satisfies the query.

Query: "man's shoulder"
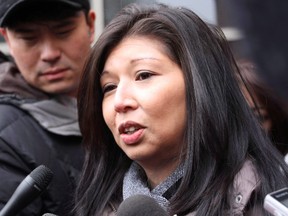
[0,103,64,167]
[0,103,30,129]
[0,104,44,146]
[0,103,30,127]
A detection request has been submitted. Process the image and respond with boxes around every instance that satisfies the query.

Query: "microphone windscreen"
[117,195,168,216]
[42,214,58,216]
[0,165,54,216]
[30,165,53,190]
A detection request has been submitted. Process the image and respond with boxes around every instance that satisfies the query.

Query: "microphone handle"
[0,176,42,216]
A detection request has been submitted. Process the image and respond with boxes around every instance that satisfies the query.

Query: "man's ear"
[0,28,10,45]
[0,28,8,39]
[87,10,96,44]
[0,28,14,56]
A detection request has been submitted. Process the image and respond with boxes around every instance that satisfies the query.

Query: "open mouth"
[119,125,144,145]
[119,122,144,135]
[123,126,140,134]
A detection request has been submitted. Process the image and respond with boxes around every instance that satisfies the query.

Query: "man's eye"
[19,35,37,41]
[102,84,117,94]
[20,36,38,44]
[136,71,153,81]
[56,29,74,36]
[55,26,76,37]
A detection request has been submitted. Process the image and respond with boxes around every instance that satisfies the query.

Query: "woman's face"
[100,36,186,171]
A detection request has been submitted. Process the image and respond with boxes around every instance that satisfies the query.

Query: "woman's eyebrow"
[130,57,160,64]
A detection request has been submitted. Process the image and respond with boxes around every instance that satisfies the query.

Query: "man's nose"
[40,39,61,63]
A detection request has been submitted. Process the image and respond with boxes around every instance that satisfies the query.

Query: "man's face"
[1,10,95,97]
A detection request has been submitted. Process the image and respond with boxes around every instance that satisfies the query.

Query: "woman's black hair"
[75,3,288,215]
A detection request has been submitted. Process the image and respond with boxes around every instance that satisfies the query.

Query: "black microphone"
[42,214,58,216]
[117,194,169,216]
[0,165,53,216]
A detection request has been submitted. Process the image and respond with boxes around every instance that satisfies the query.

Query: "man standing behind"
[0,0,95,215]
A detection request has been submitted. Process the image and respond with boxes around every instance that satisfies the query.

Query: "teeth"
[124,127,137,134]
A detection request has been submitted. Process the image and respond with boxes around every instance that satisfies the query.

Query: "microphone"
[264,187,288,216]
[0,165,53,216]
[42,214,58,216]
[117,194,169,216]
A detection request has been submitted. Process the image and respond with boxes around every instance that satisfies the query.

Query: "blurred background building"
[1,0,247,56]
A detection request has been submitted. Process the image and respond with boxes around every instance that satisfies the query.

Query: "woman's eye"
[102,84,117,94]
[136,71,153,81]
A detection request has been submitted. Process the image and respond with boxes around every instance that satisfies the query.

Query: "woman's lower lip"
[120,128,144,144]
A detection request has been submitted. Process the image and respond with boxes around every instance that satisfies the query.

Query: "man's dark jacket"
[0,52,84,216]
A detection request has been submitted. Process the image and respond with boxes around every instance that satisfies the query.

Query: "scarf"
[123,162,184,211]
[0,60,81,136]
[21,96,80,136]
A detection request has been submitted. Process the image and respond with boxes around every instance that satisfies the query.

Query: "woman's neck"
[140,159,180,189]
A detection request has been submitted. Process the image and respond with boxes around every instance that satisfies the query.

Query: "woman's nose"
[114,83,138,113]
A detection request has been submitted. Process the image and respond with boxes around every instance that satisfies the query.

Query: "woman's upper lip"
[118,121,145,134]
